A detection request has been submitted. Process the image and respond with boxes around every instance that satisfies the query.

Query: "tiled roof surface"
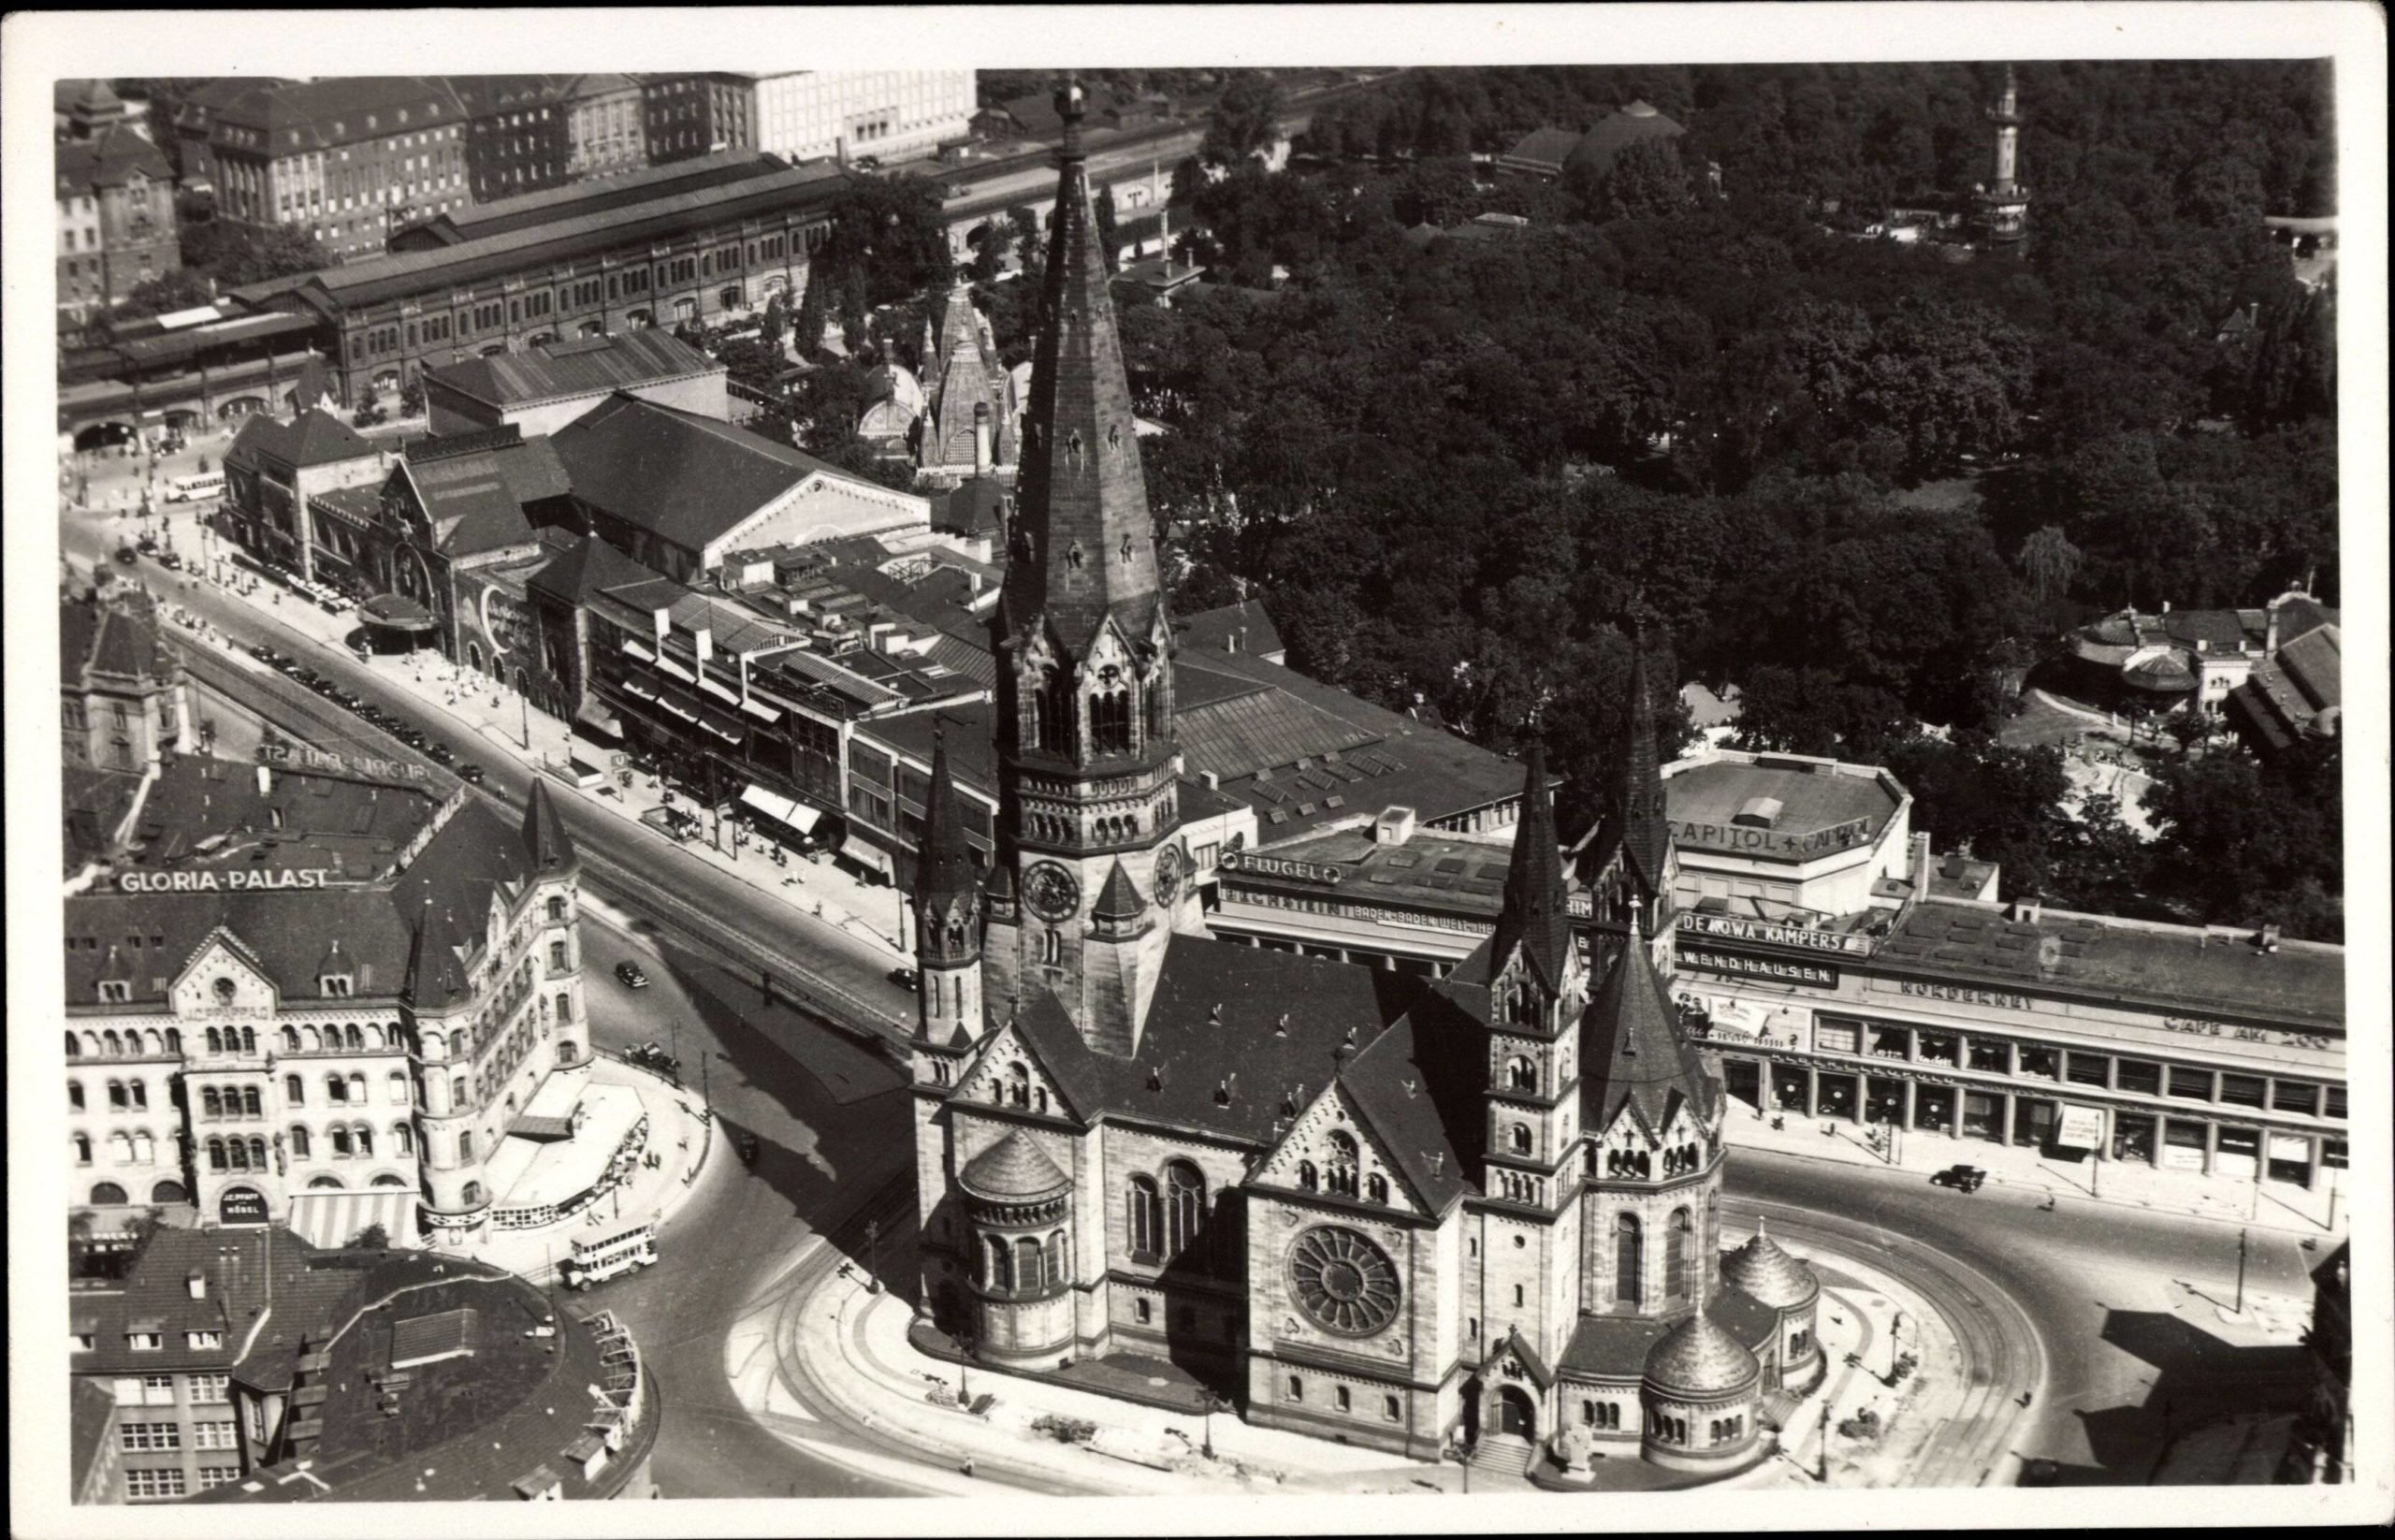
[959,1129,1073,1199]
[1878,900,2344,1028]
[527,532,665,605]
[429,148,787,240]
[225,408,377,475]
[211,78,466,152]
[1174,600,1285,661]
[70,1227,329,1376]
[56,122,172,193]
[1642,1306,1762,1393]
[1578,937,1719,1140]
[551,395,848,552]
[125,754,443,879]
[1720,1220,1820,1309]
[1558,1288,1778,1378]
[1500,125,1584,170]
[1564,102,1687,173]
[402,434,568,557]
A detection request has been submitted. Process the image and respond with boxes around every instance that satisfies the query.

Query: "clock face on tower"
[1152,843,1186,908]
[1022,861,1081,923]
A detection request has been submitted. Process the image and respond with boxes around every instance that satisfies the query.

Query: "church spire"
[1490,738,1571,996]
[913,733,984,1046]
[999,72,1162,657]
[1618,628,1670,901]
[915,734,977,910]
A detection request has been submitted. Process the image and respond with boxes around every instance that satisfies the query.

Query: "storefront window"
[1816,1073,1857,1122]
[1967,1039,2011,1075]
[2321,1139,2347,1170]
[2112,1113,2156,1164]
[2167,1067,2214,1101]
[2018,1048,2060,1082]
[1865,1077,1907,1125]
[1962,1091,2004,1141]
[1916,1034,1957,1067]
[2271,1082,2319,1116]
[2218,1074,2266,1108]
[1771,1068,1811,1117]
[1867,1025,1911,1060]
[2160,1119,2209,1171]
[2013,1098,2056,1148]
[1914,1088,1954,1132]
[2067,1052,2111,1086]
[2116,1059,2161,1096]
[2324,1086,2345,1120]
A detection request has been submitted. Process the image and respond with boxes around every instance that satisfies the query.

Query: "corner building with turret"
[909,79,1820,1479]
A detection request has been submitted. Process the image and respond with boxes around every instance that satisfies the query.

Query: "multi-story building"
[227,153,846,406]
[205,78,472,263]
[447,75,576,203]
[166,78,292,195]
[562,73,648,181]
[221,405,391,583]
[752,70,976,166]
[57,122,181,321]
[56,78,141,141]
[421,328,726,439]
[70,1227,658,1504]
[64,749,592,1249]
[62,588,192,778]
[641,74,758,166]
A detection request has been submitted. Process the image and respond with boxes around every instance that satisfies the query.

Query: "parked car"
[250,644,279,663]
[427,743,457,766]
[113,545,138,566]
[733,1129,761,1166]
[615,961,650,989]
[457,763,487,785]
[888,966,921,993]
[1929,1164,1989,1193]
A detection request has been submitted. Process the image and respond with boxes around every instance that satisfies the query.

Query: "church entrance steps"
[1473,1435,1535,1478]
[1762,1387,1804,1431]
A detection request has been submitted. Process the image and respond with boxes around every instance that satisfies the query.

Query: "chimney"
[973,402,993,475]
[1374,806,1418,847]
[257,763,273,797]
[835,134,849,169]
[2266,596,2282,656]
[1200,770,1220,791]
[652,607,671,644]
[693,626,713,665]
[2010,897,2042,924]
[1911,831,1933,889]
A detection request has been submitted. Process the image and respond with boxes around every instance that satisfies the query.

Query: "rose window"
[1288,1226,1401,1336]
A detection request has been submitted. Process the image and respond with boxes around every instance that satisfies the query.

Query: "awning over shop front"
[739,784,821,834]
[740,695,782,723]
[839,833,895,877]
[286,1186,416,1250]
[575,699,623,737]
[359,592,439,632]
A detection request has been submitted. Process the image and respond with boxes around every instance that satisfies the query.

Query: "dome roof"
[1644,1309,1762,1395]
[958,1130,1070,1202]
[1721,1218,1821,1310]
[2124,647,2198,692]
[1563,100,1687,172]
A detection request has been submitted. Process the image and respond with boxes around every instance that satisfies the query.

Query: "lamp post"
[1889,1310,1905,1380]
[1449,1435,1473,1493]
[2233,1227,2249,1316]
[864,1218,882,1294]
[954,1321,975,1404]
[1818,1399,1831,1481]
[1200,1390,1227,1460]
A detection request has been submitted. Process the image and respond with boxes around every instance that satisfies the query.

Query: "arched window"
[104,1030,123,1056]
[1298,1160,1319,1192]
[451,1076,468,1109]
[1008,1062,1030,1109]
[1127,1175,1163,1257]
[290,1126,311,1159]
[109,1130,135,1164]
[207,1138,226,1171]
[134,1131,155,1164]
[1614,1213,1643,1307]
[458,1130,474,1160]
[983,1232,1010,1292]
[355,1126,374,1157]
[74,1133,94,1165]
[69,1080,85,1111]
[461,1181,484,1206]
[449,1031,466,1058]
[388,1070,410,1105]
[1326,1132,1359,1198]
[65,1031,80,1059]
[393,1124,414,1156]
[164,1028,181,1054]
[1046,1230,1067,1286]
[207,1027,225,1054]
[556,992,573,1024]
[1166,1162,1205,1256]
[241,1026,257,1053]
[1507,1055,1536,1091]
[128,1081,147,1111]
[201,1086,223,1118]
[284,1073,305,1106]
[1014,1235,1044,1293]
[348,1072,368,1103]
[331,1126,353,1156]
[152,1179,187,1204]
[1366,1172,1390,1205]
[241,1087,261,1117]
[1510,1123,1532,1155]
[1090,689,1132,754]
[1667,1208,1692,1297]
[92,1181,129,1206]
[283,1027,301,1052]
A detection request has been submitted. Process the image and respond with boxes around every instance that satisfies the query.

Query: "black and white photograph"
[6,6,2386,1533]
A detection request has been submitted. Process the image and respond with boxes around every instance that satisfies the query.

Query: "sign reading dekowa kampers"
[1677,910,1874,957]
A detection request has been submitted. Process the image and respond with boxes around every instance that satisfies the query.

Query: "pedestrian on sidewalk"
[961,1458,975,1479]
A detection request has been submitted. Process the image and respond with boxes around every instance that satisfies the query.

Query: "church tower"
[1482,742,1593,1203]
[1973,65,2031,251]
[990,77,1196,1053]
[912,736,983,1053]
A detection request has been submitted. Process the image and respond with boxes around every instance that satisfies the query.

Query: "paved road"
[1731,1152,2320,1486]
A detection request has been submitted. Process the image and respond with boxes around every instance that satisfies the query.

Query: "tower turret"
[913,735,983,1048]
[1973,65,2031,251]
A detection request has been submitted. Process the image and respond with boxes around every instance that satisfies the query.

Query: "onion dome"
[1721,1217,1821,1310]
[958,1130,1071,1203]
[1644,1310,1762,1397]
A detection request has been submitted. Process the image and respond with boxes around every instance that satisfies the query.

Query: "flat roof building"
[422,328,726,438]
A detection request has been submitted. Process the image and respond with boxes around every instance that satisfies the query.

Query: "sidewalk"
[783,1266,1454,1496]
[437,1053,725,1281]
[1721,1101,2346,1240]
[185,542,911,967]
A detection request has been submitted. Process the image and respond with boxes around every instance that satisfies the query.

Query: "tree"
[792,272,830,359]
[816,175,952,308]
[1094,194,1121,273]
[1596,138,1695,222]
[115,269,216,322]
[760,292,788,351]
[1201,73,1286,167]
[2016,524,2084,604]
[347,1221,391,1251]
[399,377,427,419]
[180,220,332,288]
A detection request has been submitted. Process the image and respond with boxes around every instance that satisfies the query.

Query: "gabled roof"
[1579,923,1716,1139]
[526,531,666,605]
[225,409,376,476]
[424,329,719,410]
[520,779,574,874]
[57,122,172,194]
[549,394,858,554]
[1174,600,1285,661]
[398,429,569,557]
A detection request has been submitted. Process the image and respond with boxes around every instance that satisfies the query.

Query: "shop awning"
[2056,1104,2106,1150]
[739,784,820,834]
[699,675,740,705]
[358,593,439,632]
[838,833,894,876]
[740,695,782,723]
[621,637,655,661]
[286,1187,416,1250]
[655,655,695,684]
[574,699,622,737]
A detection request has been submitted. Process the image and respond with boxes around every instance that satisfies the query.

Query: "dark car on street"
[615,961,650,989]
[457,763,486,785]
[888,966,920,993]
[1929,1164,1990,1193]
[427,743,457,766]
[250,643,279,664]
[733,1129,761,1166]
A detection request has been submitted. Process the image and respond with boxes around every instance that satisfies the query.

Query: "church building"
[909,78,1821,1481]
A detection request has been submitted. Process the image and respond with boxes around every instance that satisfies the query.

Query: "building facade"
[907,83,1818,1481]
[62,588,193,777]
[57,123,181,322]
[641,74,758,166]
[222,406,392,583]
[450,75,576,203]
[64,763,592,1248]
[563,74,648,181]
[752,69,976,166]
[206,79,472,263]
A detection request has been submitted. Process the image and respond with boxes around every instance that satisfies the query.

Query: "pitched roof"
[56,122,172,194]
[526,531,666,605]
[1091,861,1149,923]
[1500,125,1586,173]
[1488,742,1572,995]
[1720,1218,1820,1309]
[998,80,1164,657]
[958,1130,1072,1200]
[211,78,468,153]
[1174,599,1285,661]
[915,735,979,905]
[548,394,853,554]
[1579,923,1717,1139]
[424,329,719,410]
[520,779,575,874]
[1643,1307,1761,1393]
[224,408,377,476]
[399,429,569,557]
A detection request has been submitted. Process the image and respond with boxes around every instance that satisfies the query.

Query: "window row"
[1294,1132,1390,1202]
[1285,1375,1404,1421]
[285,1122,412,1159]
[1127,1162,1210,1259]
[67,1027,183,1059]
[72,1129,164,1165]
[979,1229,1067,1297]
[68,1078,150,1111]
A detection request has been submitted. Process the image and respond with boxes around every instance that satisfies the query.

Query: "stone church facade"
[910,78,1821,1480]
